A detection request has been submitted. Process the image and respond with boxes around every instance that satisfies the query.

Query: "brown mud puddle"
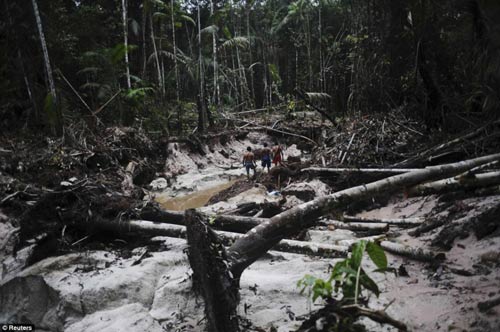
[155,180,237,211]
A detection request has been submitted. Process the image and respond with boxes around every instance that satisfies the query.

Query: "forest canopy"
[1,0,500,134]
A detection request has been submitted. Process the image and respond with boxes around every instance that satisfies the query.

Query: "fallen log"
[342,215,424,227]
[408,218,446,237]
[118,219,349,258]
[302,167,422,174]
[338,235,386,248]
[221,114,318,145]
[226,153,500,277]
[407,171,500,197]
[137,206,266,233]
[461,160,499,177]
[320,220,389,233]
[379,241,445,262]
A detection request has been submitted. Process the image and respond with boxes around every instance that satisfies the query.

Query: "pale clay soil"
[1,135,499,332]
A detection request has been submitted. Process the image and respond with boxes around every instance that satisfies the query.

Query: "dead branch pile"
[312,110,428,167]
[311,111,500,169]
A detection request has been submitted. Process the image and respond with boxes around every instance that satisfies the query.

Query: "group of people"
[242,142,283,179]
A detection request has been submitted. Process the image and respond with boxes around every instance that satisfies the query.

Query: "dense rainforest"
[1,1,500,332]
[2,0,500,134]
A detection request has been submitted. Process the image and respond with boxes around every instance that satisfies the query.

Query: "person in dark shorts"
[242,146,256,179]
[261,143,272,172]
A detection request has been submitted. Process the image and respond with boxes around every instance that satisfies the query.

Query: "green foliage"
[268,64,281,83]
[125,87,154,104]
[298,241,387,303]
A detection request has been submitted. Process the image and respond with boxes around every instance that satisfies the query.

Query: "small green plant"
[298,240,387,304]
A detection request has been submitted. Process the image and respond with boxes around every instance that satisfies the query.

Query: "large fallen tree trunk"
[98,219,349,258]
[407,171,500,197]
[302,167,422,174]
[342,215,424,227]
[226,153,500,278]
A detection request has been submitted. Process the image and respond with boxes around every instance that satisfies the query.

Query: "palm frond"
[200,25,219,35]
[219,36,250,50]
[305,92,332,102]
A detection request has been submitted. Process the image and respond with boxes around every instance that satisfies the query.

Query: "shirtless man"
[242,146,256,179]
[261,143,272,172]
[272,142,284,166]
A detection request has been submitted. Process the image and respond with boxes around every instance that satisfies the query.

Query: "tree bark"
[380,241,444,262]
[342,215,424,227]
[321,220,389,233]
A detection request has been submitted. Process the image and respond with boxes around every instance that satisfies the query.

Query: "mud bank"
[152,132,306,211]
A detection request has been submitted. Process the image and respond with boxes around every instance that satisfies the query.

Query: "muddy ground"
[1,113,500,331]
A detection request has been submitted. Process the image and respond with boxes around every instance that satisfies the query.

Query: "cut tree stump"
[184,210,240,332]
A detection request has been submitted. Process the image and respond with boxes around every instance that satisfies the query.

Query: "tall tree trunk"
[210,0,219,107]
[318,3,324,92]
[122,0,131,89]
[141,7,147,78]
[31,0,62,136]
[236,44,250,106]
[306,13,312,90]
[246,4,255,106]
[197,0,207,132]
[150,13,163,95]
[171,0,180,102]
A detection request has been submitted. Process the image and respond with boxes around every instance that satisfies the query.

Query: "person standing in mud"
[261,143,272,172]
[272,142,284,167]
[243,146,256,179]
